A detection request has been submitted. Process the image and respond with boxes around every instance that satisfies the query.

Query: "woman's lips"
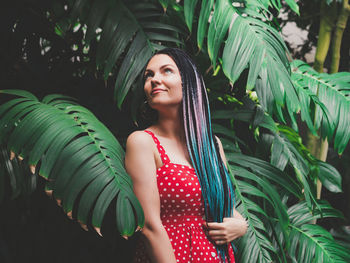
[151,89,166,95]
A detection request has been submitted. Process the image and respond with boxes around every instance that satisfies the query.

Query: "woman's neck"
[153,108,186,142]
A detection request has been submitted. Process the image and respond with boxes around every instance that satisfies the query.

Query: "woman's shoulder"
[126,129,154,150]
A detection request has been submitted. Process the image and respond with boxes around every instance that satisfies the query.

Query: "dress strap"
[144,130,171,164]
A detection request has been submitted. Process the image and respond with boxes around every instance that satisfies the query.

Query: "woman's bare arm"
[125,131,177,263]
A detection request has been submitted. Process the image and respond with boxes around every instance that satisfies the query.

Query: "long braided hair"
[144,48,236,261]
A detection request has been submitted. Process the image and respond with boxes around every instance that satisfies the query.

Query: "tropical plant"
[0,90,144,238]
[294,0,350,203]
[1,0,350,263]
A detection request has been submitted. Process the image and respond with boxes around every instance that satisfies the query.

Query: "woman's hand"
[205,217,248,245]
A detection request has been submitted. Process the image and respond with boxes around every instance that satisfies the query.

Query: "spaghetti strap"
[144,130,171,164]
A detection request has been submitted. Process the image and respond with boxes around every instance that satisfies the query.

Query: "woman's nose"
[151,72,161,86]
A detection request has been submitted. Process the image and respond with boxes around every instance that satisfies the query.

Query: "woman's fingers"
[207,230,225,237]
[206,217,243,229]
[210,235,226,241]
[206,222,225,230]
[204,217,248,244]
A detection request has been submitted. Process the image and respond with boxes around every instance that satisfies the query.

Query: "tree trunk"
[307,1,340,201]
[330,1,350,73]
[313,1,337,72]
[306,131,329,199]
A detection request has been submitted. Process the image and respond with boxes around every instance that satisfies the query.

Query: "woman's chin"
[149,100,182,110]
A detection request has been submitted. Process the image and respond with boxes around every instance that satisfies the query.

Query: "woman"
[125,48,247,263]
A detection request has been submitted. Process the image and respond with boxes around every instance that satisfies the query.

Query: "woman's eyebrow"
[145,64,175,73]
[160,64,175,69]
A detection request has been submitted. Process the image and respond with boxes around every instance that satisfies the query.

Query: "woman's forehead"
[146,54,177,70]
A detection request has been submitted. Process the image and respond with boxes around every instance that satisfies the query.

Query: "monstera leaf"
[0,89,143,238]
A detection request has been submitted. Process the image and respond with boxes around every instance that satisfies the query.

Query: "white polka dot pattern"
[133,130,235,263]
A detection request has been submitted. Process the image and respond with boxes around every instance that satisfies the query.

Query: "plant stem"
[330,1,350,74]
[313,1,337,72]
[307,0,339,202]
[306,131,329,199]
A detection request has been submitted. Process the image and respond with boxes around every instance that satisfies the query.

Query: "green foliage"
[0,90,143,237]
[1,0,350,262]
[183,0,303,130]
[287,202,348,263]
[291,60,350,154]
[57,0,186,108]
[212,103,349,262]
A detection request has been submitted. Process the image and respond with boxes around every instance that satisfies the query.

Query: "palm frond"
[258,0,299,14]
[288,223,350,262]
[0,89,143,238]
[288,200,344,226]
[63,0,185,108]
[212,107,279,133]
[273,196,348,262]
[212,105,342,211]
[183,0,300,127]
[317,160,342,193]
[207,0,235,69]
[291,60,350,154]
[283,201,349,262]
[330,226,350,250]
[0,147,37,201]
[196,0,214,50]
[227,164,279,263]
[271,126,309,174]
[227,153,302,200]
[184,0,199,32]
[270,125,320,210]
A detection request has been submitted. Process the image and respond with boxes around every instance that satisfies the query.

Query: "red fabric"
[133,130,235,263]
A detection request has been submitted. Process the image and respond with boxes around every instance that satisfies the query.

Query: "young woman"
[125,48,248,263]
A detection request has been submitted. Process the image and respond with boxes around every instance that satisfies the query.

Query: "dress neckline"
[158,162,195,171]
[144,129,195,170]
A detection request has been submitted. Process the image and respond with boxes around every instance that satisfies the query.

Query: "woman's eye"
[144,72,153,80]
[164,68,173,74]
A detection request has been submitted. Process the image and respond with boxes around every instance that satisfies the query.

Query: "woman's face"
[143,54,183,110]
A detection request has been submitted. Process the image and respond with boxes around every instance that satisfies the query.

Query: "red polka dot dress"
[133,130,235,263]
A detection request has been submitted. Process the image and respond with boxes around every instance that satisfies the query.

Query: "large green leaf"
[64,0,185,108]
[288,224,350,262]
[280,201,349,262]
[223,15,299,127]
[288,200,344,226]
[0,146,37,201]
[196,0,214,49]
[291,60,350,154]
[227,153,302,200]
[0,90,144,237]
[274,195,348,262]
[270,125,319,210]
[183,0,300,127]
[212,106,321,211]
[227,164,279,263]
[212,108,278,133]
[317,160,342,193]
[207,0,235,69]
[224,146,348,262]
[271,127,309,174]
[184,0,199,32]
